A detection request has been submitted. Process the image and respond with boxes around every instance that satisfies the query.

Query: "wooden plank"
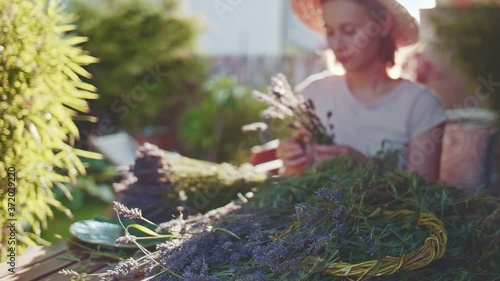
[0,242,68,279]
[39,239,121,281]
[40,238,124,281]
[81,263,148,281]
[38,260,110,281]
[0,240,116,281]
[80,263,116,281]
[1,238,129,281]
[4,253,76,281]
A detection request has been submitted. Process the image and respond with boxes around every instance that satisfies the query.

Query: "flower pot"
[439,108,498,190]
[249,139,280,174]
[133,127,177,151]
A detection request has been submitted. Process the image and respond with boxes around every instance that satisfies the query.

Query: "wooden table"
[0,239,120,281]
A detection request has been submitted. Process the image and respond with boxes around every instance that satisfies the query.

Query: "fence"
[206,54,328,89]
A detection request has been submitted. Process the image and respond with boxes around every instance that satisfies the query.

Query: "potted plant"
[72,0,207,150]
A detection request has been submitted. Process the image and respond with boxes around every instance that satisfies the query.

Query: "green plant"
[0,0,100,257]
[72,0,207,132]
[41,157,121,242]
[431,6,500,111]
[178,75,268,164]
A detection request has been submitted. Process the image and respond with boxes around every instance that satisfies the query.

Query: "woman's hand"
[311,144,366,162]
[276,137,312,176]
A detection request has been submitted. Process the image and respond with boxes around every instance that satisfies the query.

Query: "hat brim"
[290,0,419,48]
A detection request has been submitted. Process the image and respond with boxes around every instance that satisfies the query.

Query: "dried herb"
[248,74,334,145]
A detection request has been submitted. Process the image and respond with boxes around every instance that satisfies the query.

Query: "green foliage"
[41,158,121,242]
[54,158,120,208]
[72,0,208,132]
[431,6,500,110]
[178,75,267,164]
[0,0,99,257]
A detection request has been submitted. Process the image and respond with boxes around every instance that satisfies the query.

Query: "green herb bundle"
[113,143,267,223]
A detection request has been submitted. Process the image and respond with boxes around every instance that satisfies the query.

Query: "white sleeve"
[408,89,447,139]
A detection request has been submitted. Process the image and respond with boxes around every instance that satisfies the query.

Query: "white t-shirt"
[296,71,447,158]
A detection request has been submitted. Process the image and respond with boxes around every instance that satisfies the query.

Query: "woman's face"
[322,0,387,71]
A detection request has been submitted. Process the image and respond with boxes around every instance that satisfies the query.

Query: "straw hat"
[290,0,419,48]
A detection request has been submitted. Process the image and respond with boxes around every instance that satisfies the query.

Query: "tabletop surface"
[0,239,119,281]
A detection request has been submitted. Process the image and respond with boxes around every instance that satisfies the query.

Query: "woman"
[276,0,447,181]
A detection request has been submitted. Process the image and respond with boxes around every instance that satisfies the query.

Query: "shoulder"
[398,79,443,106]
[402,80,447,138]
[294,71,343,96]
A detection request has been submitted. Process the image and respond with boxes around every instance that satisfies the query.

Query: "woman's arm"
[406,123,445,182]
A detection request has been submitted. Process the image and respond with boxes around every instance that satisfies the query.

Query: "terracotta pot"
[133,129,177,151]
[249,139,280,173]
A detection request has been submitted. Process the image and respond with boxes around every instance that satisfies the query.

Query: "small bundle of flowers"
[246,73,334,145]
[113,143,267,223]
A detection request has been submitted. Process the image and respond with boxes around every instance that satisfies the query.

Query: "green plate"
[69,218,166,249]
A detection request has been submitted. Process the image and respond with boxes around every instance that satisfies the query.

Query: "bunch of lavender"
[132,143,171,184]
[145,202,289,280]
[114,143,267,223]
[143,179,373,281]
[113,143,187,223]
[249,73,334,145]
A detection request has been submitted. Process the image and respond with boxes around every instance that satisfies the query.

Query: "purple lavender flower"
[58,269,82,279]
[358,235,372,245]
[330,175,343,184]
[333,223,348,247]
[154,209,281,280]
[104,258,139,280]
[115,235,137,245]
[113,201,143,220]
[306,234,331,255]
[315,188,343,202]
[367,244,379,256]
[332,206,344,221]
[294,203,311,216]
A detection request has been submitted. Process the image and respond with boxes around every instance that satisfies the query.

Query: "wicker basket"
[296,210,447,280]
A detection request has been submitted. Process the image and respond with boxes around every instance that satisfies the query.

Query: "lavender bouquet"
[246,73,334,145]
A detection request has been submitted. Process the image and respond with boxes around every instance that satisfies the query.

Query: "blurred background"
[71,0,500,161]
[1,0,499,248]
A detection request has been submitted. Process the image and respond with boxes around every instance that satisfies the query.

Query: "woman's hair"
[321,0,397,67]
